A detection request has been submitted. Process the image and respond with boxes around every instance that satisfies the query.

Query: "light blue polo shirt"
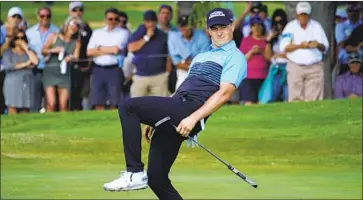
[26,23,59,69]
[168,29,210,65]
[335,19,362,64]
[175,40,247,103]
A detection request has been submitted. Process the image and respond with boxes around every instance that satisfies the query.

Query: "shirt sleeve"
[2,50,16,70]
[334,76,345,99]
[279,22,294,53]
[128,25,146,43]
[167,32,191,65]
[220,51,247,88]
[335,23,346,44]
[87,30,97,49]
[240,37,249,54]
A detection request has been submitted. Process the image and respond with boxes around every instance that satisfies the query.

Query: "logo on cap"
[209,11,225,19]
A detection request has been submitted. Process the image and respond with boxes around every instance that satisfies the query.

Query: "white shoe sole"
[104,184,148,192]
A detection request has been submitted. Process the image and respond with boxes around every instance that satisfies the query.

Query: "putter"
[187,135,258,188]
[154,116,258,188]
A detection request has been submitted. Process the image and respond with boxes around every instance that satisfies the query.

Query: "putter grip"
[228,166,258,188]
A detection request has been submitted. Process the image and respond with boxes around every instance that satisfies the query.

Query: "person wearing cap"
[258,5,272,33]
[235,1,261,39]
[127,10,170,97]
[239,16,269,105]
[87,8,129,110]
[335,8,348,24]
[103,7,247,200]
[68,1,93,111]
[167,15,210,90]
[1,7,24,55]
[26,6,59,113]
[335,3,362,74]
[335,53,362,99]
[280,2,329,102]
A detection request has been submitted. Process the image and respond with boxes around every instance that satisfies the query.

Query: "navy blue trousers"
[118,94,204,199]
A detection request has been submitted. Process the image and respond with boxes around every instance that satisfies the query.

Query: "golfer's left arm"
[177,52,247,136]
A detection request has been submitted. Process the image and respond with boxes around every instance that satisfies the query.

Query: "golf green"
[1,98,362,199]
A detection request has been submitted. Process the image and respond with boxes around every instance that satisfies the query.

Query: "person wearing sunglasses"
[264,9,289,103]
[335,4,362,75]
[68,1,93,111]
[87,8,129,110]
[26,6,59,113]
[2,30,39,115]
[103,8,247,199]
[41,16,81,112]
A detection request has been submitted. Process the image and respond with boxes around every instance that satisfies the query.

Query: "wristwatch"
[143,35,150,42]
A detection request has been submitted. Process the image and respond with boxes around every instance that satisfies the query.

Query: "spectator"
[119,11,134,100]
[128,10,170,97]
[118,11,130,33]
[264,9,288,102]
[41,16,81,112]
[1,7,23,54]
[87,8,129,110]
[239,16,269,105]
[0,19,4,114]
[26,6,59,112]
[280,2,329,102]
[168,15,210,90]
[235,2,261,39]
[68,1,93,111]
[157,4,177,33]
[335,4,362,74]
[258,5,272,33]
[335,8,348,24]
[157,4,177,94]
[335,53,362,99]
[2,30,39,115]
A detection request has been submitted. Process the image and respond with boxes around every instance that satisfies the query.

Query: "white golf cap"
[69,1,84,11]
[8,7,24,18]
[296,2,312,15]
[335,8,347,18]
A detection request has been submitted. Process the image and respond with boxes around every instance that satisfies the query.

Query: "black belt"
[94,64,118,69]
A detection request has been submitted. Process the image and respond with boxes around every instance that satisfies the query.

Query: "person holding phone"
[239,16,269,105]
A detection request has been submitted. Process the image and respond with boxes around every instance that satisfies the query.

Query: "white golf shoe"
[103,171,148,191]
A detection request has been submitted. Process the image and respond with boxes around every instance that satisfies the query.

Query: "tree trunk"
[284,2,337,99]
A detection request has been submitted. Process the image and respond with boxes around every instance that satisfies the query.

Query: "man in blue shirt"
[103,8,247,200]
[168,15,211,90]
[128,10,170,97]
[335,4,362,74]
[26,6,59,113]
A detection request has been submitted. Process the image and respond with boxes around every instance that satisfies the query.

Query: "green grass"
[0,2,284,31]
[1,99,362,199]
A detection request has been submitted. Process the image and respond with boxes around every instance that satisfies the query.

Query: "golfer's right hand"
[143,125,154,144]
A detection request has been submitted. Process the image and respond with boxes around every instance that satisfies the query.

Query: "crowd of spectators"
[0,1,362,115]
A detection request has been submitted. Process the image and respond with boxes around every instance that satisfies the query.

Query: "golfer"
[103,8,247,199]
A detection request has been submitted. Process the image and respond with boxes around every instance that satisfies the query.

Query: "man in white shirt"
[87,8,129,110]
[280,2,329,102]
